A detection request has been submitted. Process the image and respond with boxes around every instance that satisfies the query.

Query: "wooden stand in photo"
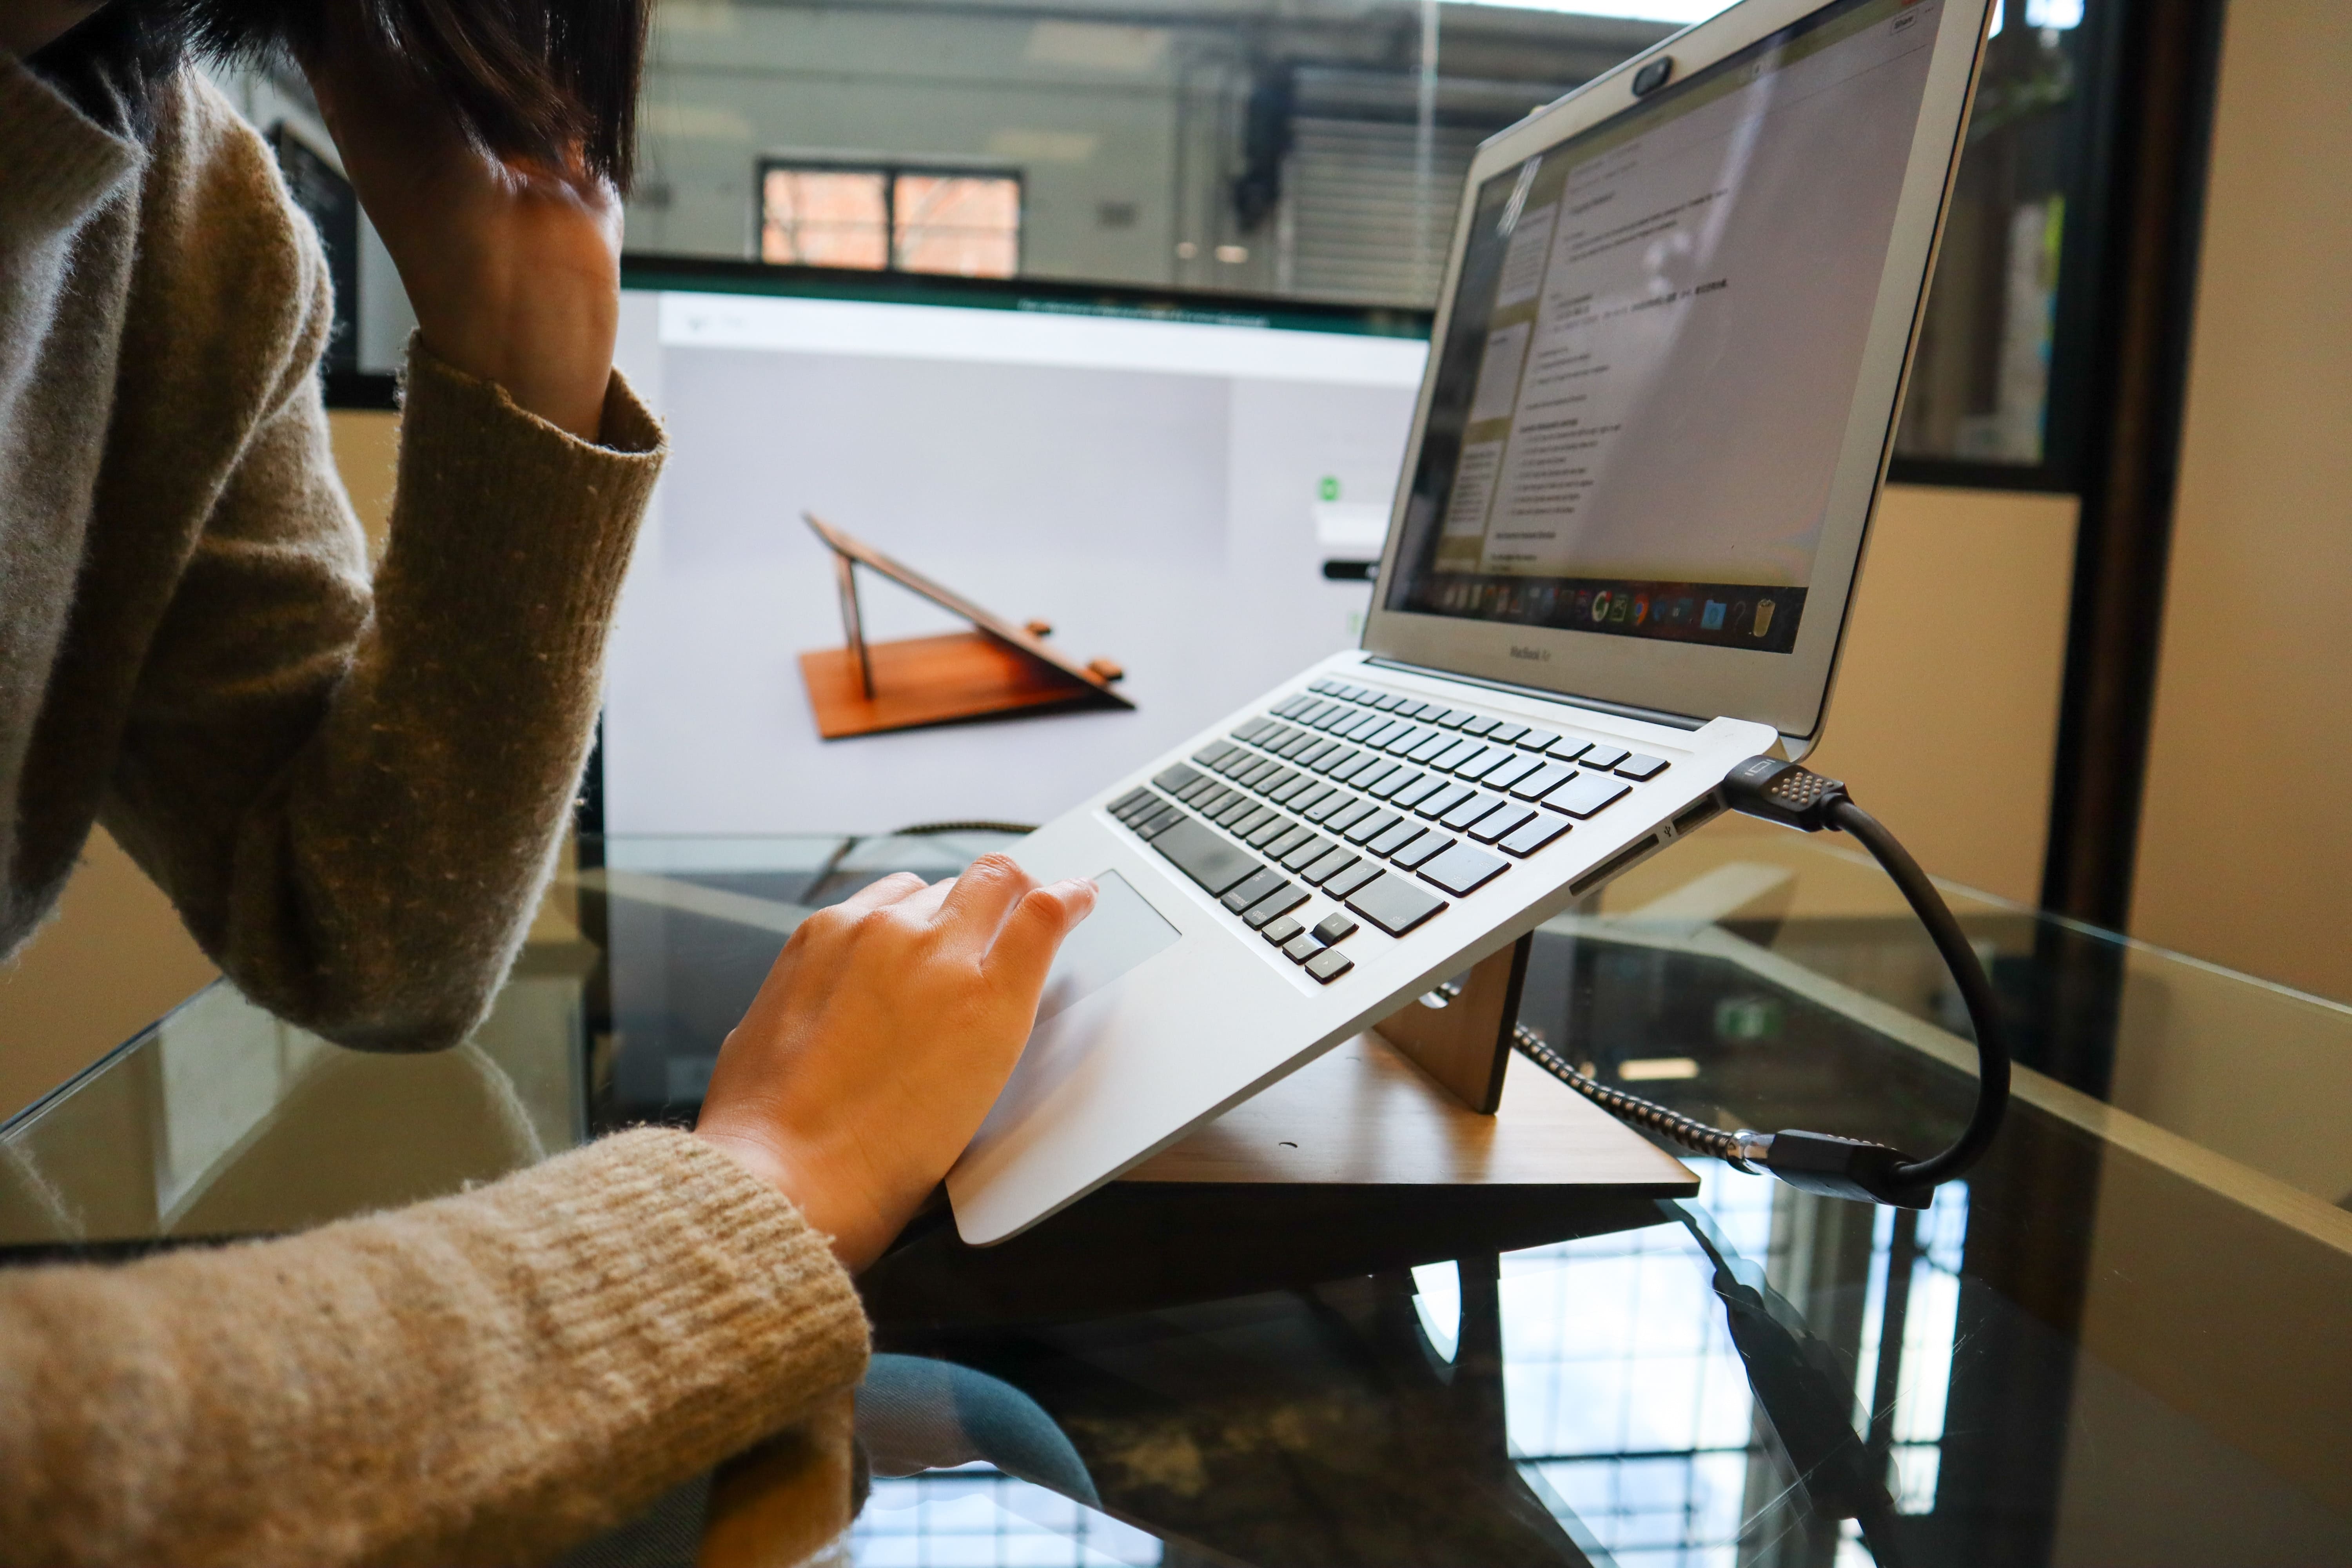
[796,514,1133,739]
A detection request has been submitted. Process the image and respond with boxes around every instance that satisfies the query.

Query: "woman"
[0,1,1095,1561]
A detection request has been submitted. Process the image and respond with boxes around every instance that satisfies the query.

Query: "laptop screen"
[1382,0,1947,658]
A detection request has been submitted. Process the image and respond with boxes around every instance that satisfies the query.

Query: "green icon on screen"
[1318,476,1341,502]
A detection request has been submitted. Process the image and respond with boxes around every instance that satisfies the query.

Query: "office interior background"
[0,0,2343,1128]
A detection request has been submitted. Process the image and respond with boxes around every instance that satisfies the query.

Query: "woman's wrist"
[694,1127,889,1274]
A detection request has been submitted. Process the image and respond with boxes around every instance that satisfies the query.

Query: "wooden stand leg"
[1372,933,1532,1116]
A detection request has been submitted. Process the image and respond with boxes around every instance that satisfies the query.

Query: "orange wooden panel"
[799,632,1117,739]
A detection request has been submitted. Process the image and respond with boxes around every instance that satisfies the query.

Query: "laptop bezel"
[1359,0,1993,755]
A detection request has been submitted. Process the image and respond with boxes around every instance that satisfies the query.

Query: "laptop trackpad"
[1034,870,1180,1027]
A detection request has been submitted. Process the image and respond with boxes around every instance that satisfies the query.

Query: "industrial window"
[757,161,1022,279]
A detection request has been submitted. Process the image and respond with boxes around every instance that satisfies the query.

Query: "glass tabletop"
[5,820,2348,1566]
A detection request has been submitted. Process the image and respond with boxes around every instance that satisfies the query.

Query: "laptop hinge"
[1361,656,1708,733]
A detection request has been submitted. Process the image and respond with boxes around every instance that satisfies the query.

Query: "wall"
[2128,0,2352,1005]
[1806,485,2078,907]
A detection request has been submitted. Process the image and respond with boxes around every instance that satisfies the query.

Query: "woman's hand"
[299,22,620,442]
[695,856,1097,1272]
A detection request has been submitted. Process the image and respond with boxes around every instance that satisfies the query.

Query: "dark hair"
[31,0,649,189]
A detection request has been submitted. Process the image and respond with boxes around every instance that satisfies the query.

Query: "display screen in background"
[1385,0,1944,654]
[604,284,1427,834]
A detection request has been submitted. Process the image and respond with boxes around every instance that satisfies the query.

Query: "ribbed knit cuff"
[384,337,665,674]
[0,51,141,244]
[488,1129,873,1449]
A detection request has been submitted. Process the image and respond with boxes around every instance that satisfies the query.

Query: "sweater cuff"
[497,1127,871,1446]
[387,337,666,671]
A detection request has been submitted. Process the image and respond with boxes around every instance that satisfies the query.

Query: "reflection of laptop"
[952,0,1993,1244]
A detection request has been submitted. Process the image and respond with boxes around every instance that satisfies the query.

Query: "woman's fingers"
[988,879,1099,993]
[932,854,1039,947]
[835,870,929,915]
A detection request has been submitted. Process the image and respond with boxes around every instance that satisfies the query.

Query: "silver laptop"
[949,0,1992,1245]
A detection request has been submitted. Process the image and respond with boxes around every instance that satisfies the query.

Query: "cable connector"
[1720,757,1851,833]
[1757,1129,1932,1210]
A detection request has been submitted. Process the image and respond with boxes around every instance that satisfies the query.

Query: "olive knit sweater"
[0,51,867,1566]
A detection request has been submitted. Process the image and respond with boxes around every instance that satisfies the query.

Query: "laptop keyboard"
[1104,677,1672,985]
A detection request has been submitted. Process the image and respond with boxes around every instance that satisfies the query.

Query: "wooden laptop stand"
[796,514,1134,739]
[860,932,1697,1327]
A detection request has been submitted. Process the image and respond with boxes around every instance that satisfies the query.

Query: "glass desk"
[5,822,2350,1567]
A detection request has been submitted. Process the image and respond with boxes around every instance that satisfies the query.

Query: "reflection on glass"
[851,1468,1161,1566]
[1894,9,2089,466]
[757,165,1022,278]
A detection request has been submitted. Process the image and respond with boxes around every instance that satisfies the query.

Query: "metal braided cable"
[1510,1022,1754,1167]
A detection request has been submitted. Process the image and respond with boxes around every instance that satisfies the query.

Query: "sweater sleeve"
[0,1129,870,1568]
[100,114,663,1049]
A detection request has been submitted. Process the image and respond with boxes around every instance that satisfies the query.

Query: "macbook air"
[950,0,1993,1244]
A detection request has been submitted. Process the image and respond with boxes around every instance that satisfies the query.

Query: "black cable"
[1511,756,2012,1207]
[1825,799,2009,1189]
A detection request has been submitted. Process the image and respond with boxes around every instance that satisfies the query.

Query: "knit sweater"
[0,52,868,1566]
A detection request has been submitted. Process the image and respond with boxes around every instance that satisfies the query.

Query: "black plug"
[1721,756,1850,833]
[1749,1129,1933,1209]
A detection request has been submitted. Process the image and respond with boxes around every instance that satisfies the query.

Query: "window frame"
[754,156,1027,280]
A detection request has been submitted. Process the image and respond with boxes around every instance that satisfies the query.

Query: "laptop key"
[1277,731,1326,760]
[1419,842,1509,897]
[1309,746,1360,776]
[1301,847,1360,886]
[1281,835,1337,873]
[1512,762,1578,801]
[1212,795,1259,828]
[1323,800,1377,835]
[1193,744,1236,768]
[1429,739,1485,772]
[1246,814,1298,849]
[1458,716,1500,737]
[1111,787,1154,817]
[1306,792,1360,825]
[1136,805,1183,839]
[1153,818,1261,897]
[1366,820,1426,858]
[1220,867,1289,913]
[1341,759,1398,791]
[1345,810,1403,845]
[1390,775,1448,810]
[1305,947,1355,984]
[1383,725,1434,756]
[1548,736,1593,761]
[1579,744,1631,770]
[1482,754,1543,793]
[1373,694,1410,712]
[1323,860,1383,899]
[1485,723,1529,746]
[1432,709,1472,729]
[1391,832,1455,871]
[1243,884,1309,928]
[1346,874,1447,936]
[1617,753,1671,780]
[1233,719,1279,743]
[1517,730,1561,753]
[1230,806,1275,839]
[1407,733,1459,764]
[1417,783,1474,819]
[1265,825,1317,860]
[1281,933,1322,964]
[1468,804,1536,843]
[1313,913,1358,944]
[1260,913,1305,945]
[1154,763,1203,795]
[1368,769,1423,801]
[1441,792,1505,831]
[1551,773,1633,818]
[1454,746,1517,782]
[1498,811,1573,856]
